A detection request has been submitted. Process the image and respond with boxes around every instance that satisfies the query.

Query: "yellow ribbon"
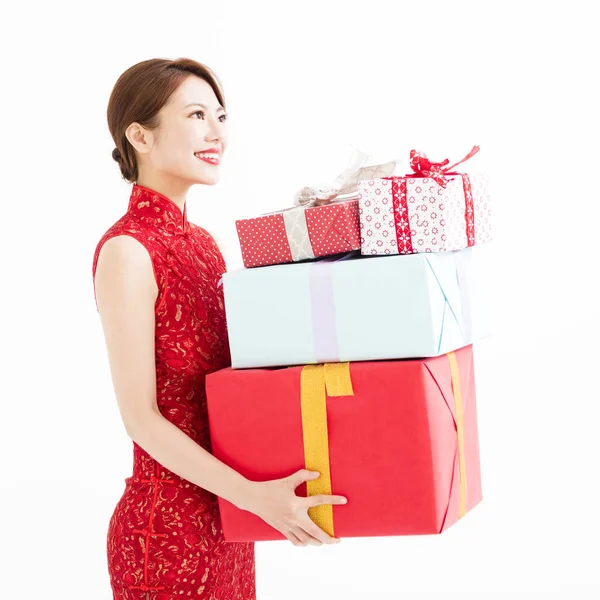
[300,362,354,537]
[299,354,467,535]
[446,351,467,519]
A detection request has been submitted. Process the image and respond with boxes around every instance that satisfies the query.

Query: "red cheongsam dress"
[92,183,256,600]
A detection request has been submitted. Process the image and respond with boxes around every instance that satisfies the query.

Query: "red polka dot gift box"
[358,146,493,256]
[235,147,398,268]
[235,199,362,268]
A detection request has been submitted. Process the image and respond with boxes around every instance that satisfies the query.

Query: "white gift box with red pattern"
[358,146,492,255]
[358,174,492,255]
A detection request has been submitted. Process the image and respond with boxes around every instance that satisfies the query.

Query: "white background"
[2,0,599,598]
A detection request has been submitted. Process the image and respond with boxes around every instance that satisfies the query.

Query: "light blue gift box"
[222,245,494,369]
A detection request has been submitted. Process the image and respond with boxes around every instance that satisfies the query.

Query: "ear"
[126,122,153,155]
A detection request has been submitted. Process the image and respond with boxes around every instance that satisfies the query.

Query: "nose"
[206,114,225,142]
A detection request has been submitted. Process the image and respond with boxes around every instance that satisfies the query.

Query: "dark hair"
[107,57,226,183]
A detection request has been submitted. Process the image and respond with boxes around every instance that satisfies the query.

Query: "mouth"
[194,151,221,166]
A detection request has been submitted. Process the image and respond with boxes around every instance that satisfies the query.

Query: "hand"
[239,469,347,546]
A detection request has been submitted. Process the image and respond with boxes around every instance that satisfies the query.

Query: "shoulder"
[92,218,159,278]
[94,233,155,276]
[92,231,162,313]
[98,233,151,258]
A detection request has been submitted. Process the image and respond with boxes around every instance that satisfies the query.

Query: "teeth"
[195,152,219,159]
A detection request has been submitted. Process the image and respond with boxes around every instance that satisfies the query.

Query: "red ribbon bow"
[408,145,480,188]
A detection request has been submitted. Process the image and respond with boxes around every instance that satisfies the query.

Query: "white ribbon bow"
[293,145,401,207]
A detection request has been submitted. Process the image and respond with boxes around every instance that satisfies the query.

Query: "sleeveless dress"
[92,183,256,600]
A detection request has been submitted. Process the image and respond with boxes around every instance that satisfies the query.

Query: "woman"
[92,57,347,600]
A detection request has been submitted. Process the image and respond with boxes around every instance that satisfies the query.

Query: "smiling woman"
[94,57,257,600]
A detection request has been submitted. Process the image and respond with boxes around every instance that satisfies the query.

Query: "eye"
[192,110,228,122]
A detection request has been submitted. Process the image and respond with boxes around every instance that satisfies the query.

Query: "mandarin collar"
[127,183,190,235]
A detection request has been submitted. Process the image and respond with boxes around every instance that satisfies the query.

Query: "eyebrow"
[185,103,226,112]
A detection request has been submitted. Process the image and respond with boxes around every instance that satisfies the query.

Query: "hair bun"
[112,147,122,161]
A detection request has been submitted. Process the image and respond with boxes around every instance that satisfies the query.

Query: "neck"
[135,173,190,215]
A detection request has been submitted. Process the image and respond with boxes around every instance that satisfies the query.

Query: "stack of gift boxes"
[205,145,493,542]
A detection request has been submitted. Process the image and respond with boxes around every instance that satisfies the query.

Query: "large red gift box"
[205,345,482,541]
[235,199,360,268]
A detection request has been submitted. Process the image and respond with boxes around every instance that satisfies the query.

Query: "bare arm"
[94,235,254,510]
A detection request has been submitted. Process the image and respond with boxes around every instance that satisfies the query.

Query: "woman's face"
[132,75,228,186]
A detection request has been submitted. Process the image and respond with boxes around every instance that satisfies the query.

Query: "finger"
[299,515,339,544]
[293,469,319,488]
[304,494,347,508]
[286,529,305,547]
[289,524,323,546]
